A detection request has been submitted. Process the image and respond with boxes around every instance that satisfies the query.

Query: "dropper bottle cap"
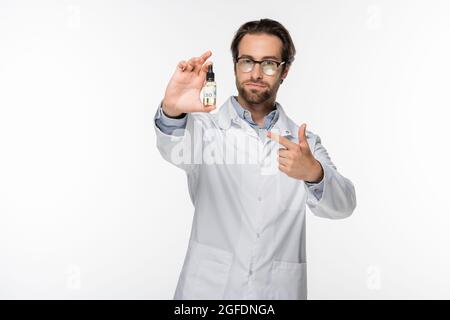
[206,64,215,81]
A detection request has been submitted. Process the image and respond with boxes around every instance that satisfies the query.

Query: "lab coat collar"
[217,96,297,138]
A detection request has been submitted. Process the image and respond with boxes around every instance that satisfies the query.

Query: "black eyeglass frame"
[235,56,286,75]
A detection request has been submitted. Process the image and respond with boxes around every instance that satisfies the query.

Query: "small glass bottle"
[202,64,216,106]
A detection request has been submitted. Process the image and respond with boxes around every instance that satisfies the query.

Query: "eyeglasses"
[236,56,285,76]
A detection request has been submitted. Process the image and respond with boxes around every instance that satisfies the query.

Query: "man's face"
[234,33,289,105]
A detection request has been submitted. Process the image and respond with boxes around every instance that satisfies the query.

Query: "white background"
[1,0,450,299]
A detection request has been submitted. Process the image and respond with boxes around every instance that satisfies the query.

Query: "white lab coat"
[154,96,356,300]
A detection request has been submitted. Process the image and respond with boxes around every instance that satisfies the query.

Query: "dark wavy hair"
[230,18,296,74]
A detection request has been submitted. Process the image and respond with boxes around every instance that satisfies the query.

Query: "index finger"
[200,50,212,62]
[267,131,298,149]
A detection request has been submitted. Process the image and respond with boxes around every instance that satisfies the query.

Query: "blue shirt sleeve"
[305,177,324,201]
[154,101,187,136]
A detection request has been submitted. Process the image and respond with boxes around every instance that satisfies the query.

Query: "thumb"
[200,61,213,74]
[298,123,307,145]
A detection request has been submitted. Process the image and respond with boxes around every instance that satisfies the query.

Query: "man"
[154,18,356,300]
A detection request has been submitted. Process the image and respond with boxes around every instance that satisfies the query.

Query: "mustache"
[243,81,269,87]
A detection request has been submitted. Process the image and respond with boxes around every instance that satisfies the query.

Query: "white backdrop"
[1,0,450,299]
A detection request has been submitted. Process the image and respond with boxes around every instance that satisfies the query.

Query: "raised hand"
[267,123,324,183]
[162,50,215,117]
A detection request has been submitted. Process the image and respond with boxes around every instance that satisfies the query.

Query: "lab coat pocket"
[182,240,233,300]
[270,260,307,300]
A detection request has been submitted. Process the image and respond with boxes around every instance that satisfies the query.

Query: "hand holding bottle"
[162,50,216,118]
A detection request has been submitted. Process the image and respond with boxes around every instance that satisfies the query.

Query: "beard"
[236,79,275,105]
